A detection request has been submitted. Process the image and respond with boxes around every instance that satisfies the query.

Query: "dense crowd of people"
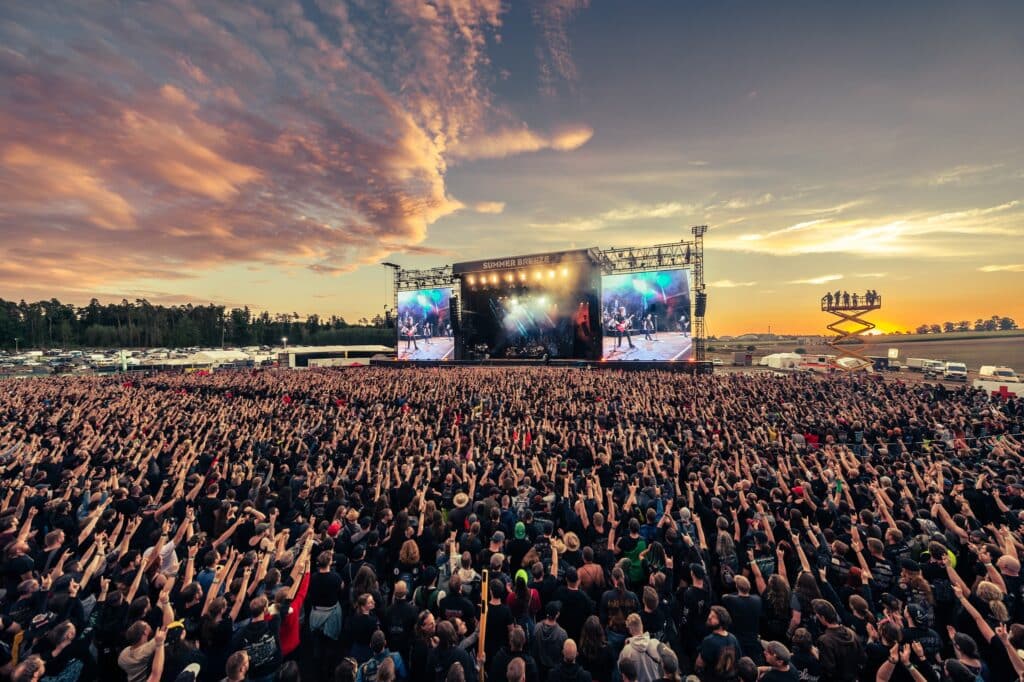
[0,367,1022,682]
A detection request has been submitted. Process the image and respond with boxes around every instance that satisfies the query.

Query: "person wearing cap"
[757,641,798,682]
[508,523,532,573]
[162,619,207,682]
[553,566,594,642]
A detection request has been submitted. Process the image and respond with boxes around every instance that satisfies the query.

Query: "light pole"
[281,336,288,350]
[13,337,18,355]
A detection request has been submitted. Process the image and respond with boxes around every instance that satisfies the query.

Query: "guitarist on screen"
[401,315,419,351]
[612,307,635,350]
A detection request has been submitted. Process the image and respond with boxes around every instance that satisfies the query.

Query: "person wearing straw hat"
[451,492,472,533]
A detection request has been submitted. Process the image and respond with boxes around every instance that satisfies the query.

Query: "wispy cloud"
[927,163,1004,186]
[708,280,758,288]
[979,264,1024,272]
[450,125,593,160]
[474,201,506,214]
[856,272,887,278]
[789,274,843,285]
[529,201,699,231]
[708,200,1024,258]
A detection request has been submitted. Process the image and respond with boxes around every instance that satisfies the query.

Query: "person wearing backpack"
[357,631,409,682]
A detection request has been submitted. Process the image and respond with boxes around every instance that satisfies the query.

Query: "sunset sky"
[1,1,1022,335]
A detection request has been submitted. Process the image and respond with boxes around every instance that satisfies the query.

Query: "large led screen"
[396,287,454,360]
[601,269,692,361]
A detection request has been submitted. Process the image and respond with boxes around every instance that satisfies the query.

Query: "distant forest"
[912,316,1017,335]
[0,298,393,350]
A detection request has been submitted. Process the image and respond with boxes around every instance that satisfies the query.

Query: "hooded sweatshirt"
[617,633,662,682]
[533,620,568,674]
[816,625,864,682]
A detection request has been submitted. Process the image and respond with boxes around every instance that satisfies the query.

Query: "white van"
[922,359,945,378]
[979,365,1019,382]
[943,362,968,382]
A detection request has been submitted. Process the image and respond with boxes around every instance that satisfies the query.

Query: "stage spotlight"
[505,273,513,283]
[547,269,555,279]
[538,296,547,305]
[560,267,569,277]
[490,273,498,284]
[534,271,542,281]
[518,271,526,281]
[467,275,475,285]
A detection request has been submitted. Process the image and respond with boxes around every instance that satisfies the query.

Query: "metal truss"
[822,293,882,371]
[394,265,454,291]
[595,239,698,274]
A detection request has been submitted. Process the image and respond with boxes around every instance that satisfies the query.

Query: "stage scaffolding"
[381,226,709,362]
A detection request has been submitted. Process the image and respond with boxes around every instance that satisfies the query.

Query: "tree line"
[0,298,393,350]
[913,315,1017,335]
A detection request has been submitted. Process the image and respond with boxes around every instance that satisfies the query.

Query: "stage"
[385,230,709,368]
[602,332,692,362]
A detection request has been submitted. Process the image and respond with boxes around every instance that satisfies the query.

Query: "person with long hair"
[426,621,477,682]
[761,574,793,644]
[577,616,617,682]
[507,569,541,645]
[410,611,438,682]
[790,572,822,638]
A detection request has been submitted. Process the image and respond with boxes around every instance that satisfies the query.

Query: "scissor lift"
[821,291,881,371]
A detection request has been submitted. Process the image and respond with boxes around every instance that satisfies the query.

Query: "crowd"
[0,366,1022,682]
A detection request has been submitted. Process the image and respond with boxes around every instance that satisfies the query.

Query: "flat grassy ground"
[710,334,1024,372]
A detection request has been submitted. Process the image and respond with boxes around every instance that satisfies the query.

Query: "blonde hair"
[976,581,1004,603]
[400,539,420,565]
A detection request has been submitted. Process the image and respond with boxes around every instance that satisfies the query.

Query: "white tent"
[763,352,803,369]
[188,350,251,365]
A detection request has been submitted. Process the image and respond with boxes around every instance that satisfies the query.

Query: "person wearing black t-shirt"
[554,567,595,641]
[695,606,741,682]
[758,641,799,682]
[439,573,477,628]
[722,576,763,663]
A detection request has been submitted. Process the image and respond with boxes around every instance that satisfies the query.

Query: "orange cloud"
[450,124,593,160]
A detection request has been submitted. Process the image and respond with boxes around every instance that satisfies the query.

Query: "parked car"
[943,362,968,382]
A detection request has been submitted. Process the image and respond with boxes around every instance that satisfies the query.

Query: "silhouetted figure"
[852,293,859,307]
[843,292,850,306]
[825,292,834,309]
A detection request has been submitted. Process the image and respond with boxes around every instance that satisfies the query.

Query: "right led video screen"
[601,268,692,361]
